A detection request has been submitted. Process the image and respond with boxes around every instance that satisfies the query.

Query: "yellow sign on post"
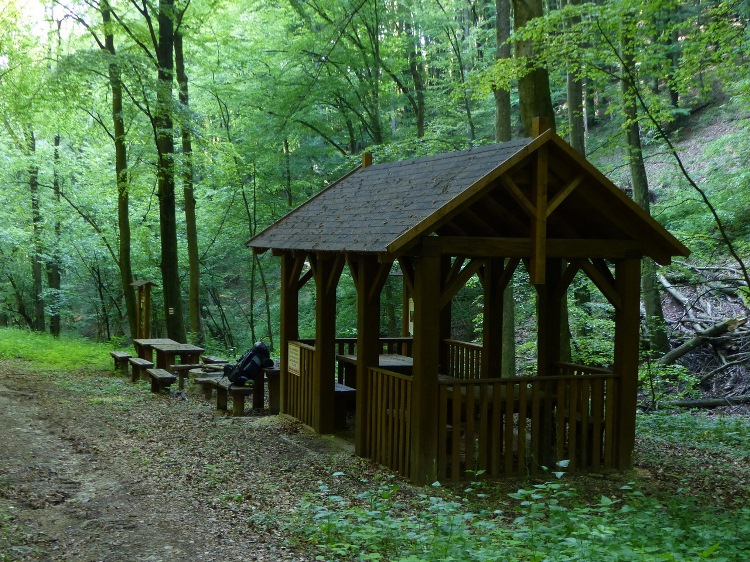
[288,342,300,376]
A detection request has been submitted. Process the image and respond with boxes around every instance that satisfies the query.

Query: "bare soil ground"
[0,362,401,562]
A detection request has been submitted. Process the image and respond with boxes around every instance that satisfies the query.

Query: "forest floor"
[1,361,750,562]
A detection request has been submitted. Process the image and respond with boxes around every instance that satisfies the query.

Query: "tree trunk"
[27,129,45,332]
[661,395,750,408]
[564,0,585,154]
[512,0,555,136]
[175,29,202,343]
[621,16,669,354]
[657,317,747,365]
[494,0,515,377]
[494,0,512,143]
[47,133,62,337]
[156,0,186,342]
[102,1,138,341]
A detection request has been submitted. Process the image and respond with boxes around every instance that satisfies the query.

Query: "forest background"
[1,0,749,406]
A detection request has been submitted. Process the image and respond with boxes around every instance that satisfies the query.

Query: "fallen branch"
[658,317,748,365]
[660,394,750,408]
[699,360,744,384]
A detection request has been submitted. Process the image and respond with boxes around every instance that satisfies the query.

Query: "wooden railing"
[437,365,619,481]
[299,337,414,385]
[365,367,412,477]
[443,339,482,380]
[285,342,316,427]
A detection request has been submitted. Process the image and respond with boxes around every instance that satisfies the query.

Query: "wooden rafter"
[398,256,415,296]
[368,262,393,302]
[441,258,483,308]
[575,258,621,310]
[500,174,537,218]
[478,257,520,293]
[547,173,585,217]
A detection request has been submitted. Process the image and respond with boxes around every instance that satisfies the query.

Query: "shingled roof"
[247,131,689,264]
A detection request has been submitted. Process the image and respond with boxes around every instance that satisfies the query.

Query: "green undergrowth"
[296,470,750,562]
[0,327,119,372]
[637,410,750,458]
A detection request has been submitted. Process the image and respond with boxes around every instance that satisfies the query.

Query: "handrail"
[555,361,613,375]
[438,372,619,385]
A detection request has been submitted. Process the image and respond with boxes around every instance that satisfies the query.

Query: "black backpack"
[224,341,273,386]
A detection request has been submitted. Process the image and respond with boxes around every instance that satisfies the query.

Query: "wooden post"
[438,255,452,376]
[613,258,641,469]
[352,256,388,456]
[131,280,158,339]
[311,253,343,434]
[535,259,562,378]
[410,248,441,485]
[529,146,548,285]
[531,116,550,136]
[480,258,505,378]
[279,253,301,414]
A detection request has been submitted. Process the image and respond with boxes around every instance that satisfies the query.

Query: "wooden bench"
[334,382,356,430]
[110,350,132,372]
[128,357,154,382]
[195,376,265,416]
[201,355,229,365]
[168,363,204,390]
[145,368,177,393]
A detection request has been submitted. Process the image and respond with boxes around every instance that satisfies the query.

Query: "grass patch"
[0,327,123,372]
[637,411,750,458]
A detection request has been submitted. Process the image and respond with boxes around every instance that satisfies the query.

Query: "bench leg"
[268,377,280,415]
[232,394,245,416]
[252,381,265,410]
[131,367,140,383]
[201,385,213,400]
[216,387,228,411]
[177,372,187,391]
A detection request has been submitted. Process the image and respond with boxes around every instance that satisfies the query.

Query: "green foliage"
[639,358,701,406]
[637,411,750,458]
[294,467,750,561]
[0,327,115,371]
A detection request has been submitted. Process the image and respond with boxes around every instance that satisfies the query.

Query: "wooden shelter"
[247,127,689,484]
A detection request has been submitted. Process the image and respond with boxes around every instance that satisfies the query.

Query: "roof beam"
[422,236,644,259]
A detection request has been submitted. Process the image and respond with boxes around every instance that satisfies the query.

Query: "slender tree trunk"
[102,1,138,341]
[512,0,555,135]
[494,0,515,377]
[47,134,62,336]
[407,41,426,138]
[565,0,585,154]
[156,0,186,342]
[27,129,45,332]
[494,0,512,142]
[621,15,669,354]
[175,29,202,343]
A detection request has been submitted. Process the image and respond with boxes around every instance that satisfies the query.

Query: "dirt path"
[0,365,379,561]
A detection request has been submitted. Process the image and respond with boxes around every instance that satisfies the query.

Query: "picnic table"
[151,343,205,371]
[133,338,178,362]
[336,353,414,387]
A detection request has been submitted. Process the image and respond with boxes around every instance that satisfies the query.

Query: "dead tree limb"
[661,394,750,408]
[657,317,747,365]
